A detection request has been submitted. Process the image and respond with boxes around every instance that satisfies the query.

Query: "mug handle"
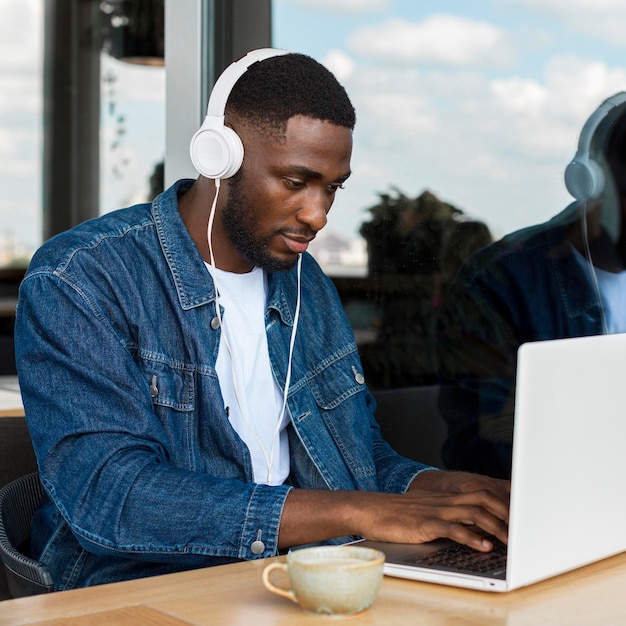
[262,562,298,604]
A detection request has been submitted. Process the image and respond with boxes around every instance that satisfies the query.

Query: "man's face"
[218,115,352,273]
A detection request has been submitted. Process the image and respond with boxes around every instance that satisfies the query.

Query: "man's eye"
[328,183,345,193]
[284,178,305,189]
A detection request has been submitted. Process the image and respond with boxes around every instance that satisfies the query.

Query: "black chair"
[0,414,38,490]
[373,385,447,468]
[0,472,54,597]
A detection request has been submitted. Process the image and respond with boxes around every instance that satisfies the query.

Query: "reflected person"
[437,92,626,479]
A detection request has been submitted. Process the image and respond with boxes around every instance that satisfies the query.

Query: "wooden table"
[2,550,626,625]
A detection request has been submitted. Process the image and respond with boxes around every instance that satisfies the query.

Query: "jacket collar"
[152,179,300,326]
[541,216,601,319]
[152,179,217,310]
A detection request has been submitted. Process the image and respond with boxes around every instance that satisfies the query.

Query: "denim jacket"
[15,179,429,589]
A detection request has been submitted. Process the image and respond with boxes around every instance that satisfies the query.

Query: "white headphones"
[564,92,626,201]
[189,48,289,180]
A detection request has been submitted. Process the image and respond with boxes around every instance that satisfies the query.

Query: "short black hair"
[605,108,626,163]
[592,100,626,162]
[596,101,626,193]
[225,52,356,139]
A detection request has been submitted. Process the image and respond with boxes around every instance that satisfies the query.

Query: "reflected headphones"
[564,92,626,201]
[189,48,289,180]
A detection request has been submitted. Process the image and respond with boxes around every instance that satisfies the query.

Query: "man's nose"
[297,189,329,232]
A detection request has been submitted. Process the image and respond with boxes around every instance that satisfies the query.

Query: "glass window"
[273,1,626,272]
[100,54,165,214]
[273,0,626,361]
[274,1,626,477]
[0,1,165,270]
[0,0,42,268]
[100,0,166,214]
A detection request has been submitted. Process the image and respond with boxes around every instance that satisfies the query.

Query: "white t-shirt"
[593,266,626,334]
[207,264,290,485]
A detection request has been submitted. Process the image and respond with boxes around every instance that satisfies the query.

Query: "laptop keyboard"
[404,539,507,579]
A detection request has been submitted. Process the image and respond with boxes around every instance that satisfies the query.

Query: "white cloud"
[287,0,389,13]
[328,52,626,241]
[322,49,356,82]
[0,0,41,118]
[491,79,547,116]
[542,55,626,118]
[0,0,41,73]
[0,73,41,119]
[347,15,514,68]
[512,0,626,13]
[360,91,437,142]
[490,55,626,158]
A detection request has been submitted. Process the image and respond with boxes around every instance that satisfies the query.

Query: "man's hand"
[390,469,509,549]
[279,471,510,552]
[409,468,510,500]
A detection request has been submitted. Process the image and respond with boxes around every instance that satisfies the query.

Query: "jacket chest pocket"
[308,351,367,410]
[136,356,198,468]
[306,351,371,447]
[303,352,376,483]
[137,356,195,412]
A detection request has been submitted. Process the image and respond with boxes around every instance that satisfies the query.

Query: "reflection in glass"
[437,94,626,478]
[99,3,166,215]
[352,189,491,390]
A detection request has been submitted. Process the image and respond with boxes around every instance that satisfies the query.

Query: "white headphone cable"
[266,253,302,483]
[580,204,609,335]
[206,181,301,484]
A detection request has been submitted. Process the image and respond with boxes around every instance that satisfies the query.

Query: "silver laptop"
[360,333,626,592]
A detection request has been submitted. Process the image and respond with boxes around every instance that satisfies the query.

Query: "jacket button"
[210,316,220,330]
[251,540,265,555]
[352,366,365,385]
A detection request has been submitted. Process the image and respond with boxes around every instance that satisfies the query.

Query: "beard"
[221,171,299,272]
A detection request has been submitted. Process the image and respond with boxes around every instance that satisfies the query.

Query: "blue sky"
[273,0,626,242]
[2,0,626,256]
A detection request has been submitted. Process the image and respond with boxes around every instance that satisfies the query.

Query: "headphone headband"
[206,48,289,118]
[190,48,289,180]
[564,92,626,200]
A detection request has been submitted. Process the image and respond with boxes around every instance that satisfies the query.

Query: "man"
[437,92,626,478]
[16,50,508,590]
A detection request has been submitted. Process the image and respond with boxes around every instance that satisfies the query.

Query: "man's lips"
[281,233,315,254]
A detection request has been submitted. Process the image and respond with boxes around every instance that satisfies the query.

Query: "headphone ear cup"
[189,49,288,181]
[564,157,605,201]
[189,122,244,180]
